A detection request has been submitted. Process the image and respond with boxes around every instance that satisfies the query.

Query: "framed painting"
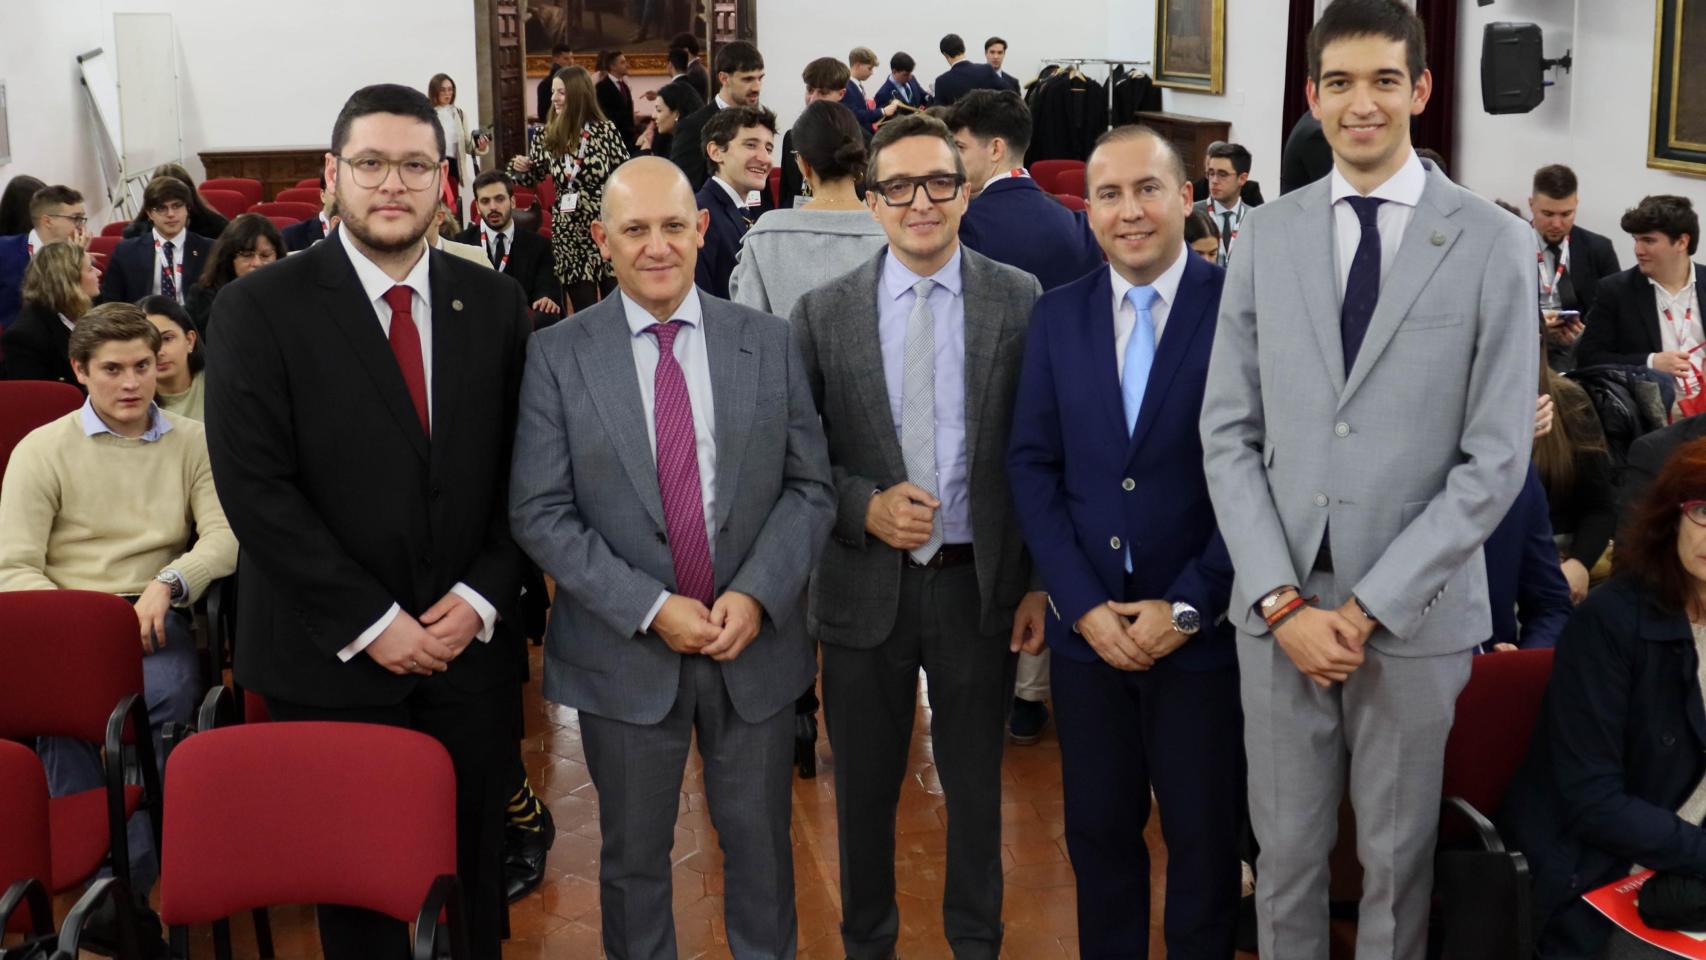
[524,0,712,76]
[1649,0,1706,176]
[1155,0,1225,94]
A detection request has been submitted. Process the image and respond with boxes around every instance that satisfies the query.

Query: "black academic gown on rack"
[1025,68,1109,163]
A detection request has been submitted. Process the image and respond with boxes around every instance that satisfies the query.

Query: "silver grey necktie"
[900,278,942,564]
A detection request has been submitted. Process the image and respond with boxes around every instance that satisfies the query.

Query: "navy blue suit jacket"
[99,231,212,305]
[693,179,750,300]
[872,76,929,111]
[961,177,1104,291]
[280,216,329,253]
[0,234,28,331]
[1480,463,1571,652]
[842,80,881,132]
[1008,254,1235,669]
[932,60,1005,107]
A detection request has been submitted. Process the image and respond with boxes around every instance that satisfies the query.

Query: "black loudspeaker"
[1481,22,1545,114]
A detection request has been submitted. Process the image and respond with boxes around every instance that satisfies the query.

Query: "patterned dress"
[512,118,629,285]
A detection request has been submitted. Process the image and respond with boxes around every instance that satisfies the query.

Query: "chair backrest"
[200,178,262,208]
[1055,167,1087,198]
[511,186,538,210]
[0,381,85,482]
[1030,158,1085,194]
[1442,647,1555,817]
[87,235,120,260]
[266,216,301,230]
[250,201,320,221]
[0,590,147,743]
[294,177,322,190]
[199,188,249,221]
[0,740,51,933]
[1054,193,1087,212]
[99,221,129,237]
[273,187,322,207]
[159,722,457,925]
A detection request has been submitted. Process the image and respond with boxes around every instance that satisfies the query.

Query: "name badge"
[560,192,579,213]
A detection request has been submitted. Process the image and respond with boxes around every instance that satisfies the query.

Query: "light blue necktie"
[1121,285,1159,436]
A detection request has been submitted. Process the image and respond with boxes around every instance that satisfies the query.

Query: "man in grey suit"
[510,156,834,960]
[791,114,1046,960]
[1199,3,1538,959]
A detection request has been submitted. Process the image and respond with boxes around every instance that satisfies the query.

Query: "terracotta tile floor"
[51,646,1359,958]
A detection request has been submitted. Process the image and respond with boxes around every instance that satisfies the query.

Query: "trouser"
[1014,648,1050,702]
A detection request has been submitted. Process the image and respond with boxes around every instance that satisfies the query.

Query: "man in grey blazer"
[510,156,834,960]
[1199,3,1537,959]
[791,114,1045,960]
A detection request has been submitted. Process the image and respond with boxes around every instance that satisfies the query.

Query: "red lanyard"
[1536,238,1569,296]
[154,238,184,285]
[1662,292,1701,398]
[482,227,511,272]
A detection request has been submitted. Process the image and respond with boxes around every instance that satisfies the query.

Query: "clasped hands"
[367,592,484,676]
[652,591,764,661]
[1074,599,1189,671]
[1267,591,1378,688]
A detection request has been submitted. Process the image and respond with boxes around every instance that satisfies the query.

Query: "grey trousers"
[1239,572,1472,960]
[580,654,798,960]
[1014,648,1050,703]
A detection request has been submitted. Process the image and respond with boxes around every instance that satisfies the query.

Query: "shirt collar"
[1210,197,1243,217]
[619,287,703,337]
[710,176,746,209]
[882,245,964,302]
[26,229,43,254]
[79,398,172,442]
[714,95,731,110]
[1650,272,1698,304]
[983,167,1031,189]
[337,224,432,310]
[1110,242,1190,311]
[152,227,185,247]
[1329,148,1426,209]
[481,219,516,246]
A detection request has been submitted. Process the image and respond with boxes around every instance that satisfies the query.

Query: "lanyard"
[560,126,593,189]
[1661,287,1701,398]
[1536,237,1570,296]
[154,238,185,284]
[482,227,511,272]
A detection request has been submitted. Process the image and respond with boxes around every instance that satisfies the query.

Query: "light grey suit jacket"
[792,245,1043,649]
[1200,161,1538,656]
[509,290,835,725]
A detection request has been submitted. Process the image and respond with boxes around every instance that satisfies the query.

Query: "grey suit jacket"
[792,245,1043,649]
[509,290,835,725]
[1200,161,1538,656]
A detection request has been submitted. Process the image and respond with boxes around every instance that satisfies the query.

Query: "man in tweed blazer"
[509,157,833,960]
[791,114,1045,960]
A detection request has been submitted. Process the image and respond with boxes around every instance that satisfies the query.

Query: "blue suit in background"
[1478,463,1572,652]
[931,60,1005,107]
[842,79,881,133]
[694,179,751,300]
[872,75,930,112]
[1007,251,1243,957]
[0,234,30,331]
[960,176,1104,292]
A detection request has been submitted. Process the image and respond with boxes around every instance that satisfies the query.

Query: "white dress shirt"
[1329,149,1427,296]
[479,220,517,267]
[1651,275,1703,375]
[333,227,498,661]
[620,289,720,630]
[151,228,189,302]
[1110,243,1191,379]
[25,230,43,257]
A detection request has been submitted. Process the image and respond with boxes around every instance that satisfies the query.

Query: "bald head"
[601,156,697,225]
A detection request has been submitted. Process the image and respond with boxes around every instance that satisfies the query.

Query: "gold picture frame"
[1154,0,1225,94]
[1648,0,1706,177]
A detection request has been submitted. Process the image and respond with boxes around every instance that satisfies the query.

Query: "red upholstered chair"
[200,178,262,208]
[512,186,538,210]
[273,187,322,207]
[0,381,84,482]
[0,591,164,911]
[767,166,782,209]
[294,177,322,190]
[1434,647,1554,960]
[250,201,320,221]
[265,216,300,230]
[100,221,130,237]
[199,188,249,221]
[160,722,467,960]
[1030,159,1085,194]
[1054,167,1087,199]
[1054,193,1087,212]
[88,234,121,261]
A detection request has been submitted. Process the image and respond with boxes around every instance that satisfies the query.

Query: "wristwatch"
[1170,601,1202,636]
[155,570,187,604]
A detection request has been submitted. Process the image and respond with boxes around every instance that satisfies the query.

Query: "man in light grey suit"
[791,114,1046,960]
[509,156,834,960]
[1199,3,1538,959]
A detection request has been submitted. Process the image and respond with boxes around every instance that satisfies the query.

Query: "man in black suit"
[1278,112,1332,196]
[205,83,529,960]
[1576,195,1702,387]
[100,176,211,307]
[280,174,335,252]
[933,34,1006,107]
[536,44,574,123]
[596,50,639,151]
[670,41,766,191]
[984,36,1021,92]
[457,171,564,327]
[670,32,712,102]
[694,105,774,299]
[1530,164,1623,369]
[1619,413,1706,521]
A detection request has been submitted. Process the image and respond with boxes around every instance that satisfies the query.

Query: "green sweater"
[0,409,237,601]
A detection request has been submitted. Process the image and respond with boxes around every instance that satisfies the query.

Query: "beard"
[336,185,434,256]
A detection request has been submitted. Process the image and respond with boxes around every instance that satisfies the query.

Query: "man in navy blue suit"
[1478,462,1572,653]
[983,37,1022,92]
[0,184,87,331]
[99,176,211,307]
[280,175,335,252]
[1007,125,1243,959]
[932,34,1006,107]
[843,46,897,135]
[694,105,774,299]
[873,52,931,113]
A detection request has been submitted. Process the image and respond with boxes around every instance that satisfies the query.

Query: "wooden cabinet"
[1134,111,1231,183]
[199,147,327,201]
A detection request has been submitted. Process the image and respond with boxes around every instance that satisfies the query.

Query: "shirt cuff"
[339,603,402,662]
[161,568,188,605]
[450,582,499,644]
[639,591,670,634]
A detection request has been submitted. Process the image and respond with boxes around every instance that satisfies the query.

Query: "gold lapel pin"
[452,299,464,311]
[1431,231,1446,246]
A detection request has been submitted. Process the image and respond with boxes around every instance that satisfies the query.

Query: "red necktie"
[383,285,430,435]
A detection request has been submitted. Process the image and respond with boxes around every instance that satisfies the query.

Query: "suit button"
[1122,478,1136,491]
[1335,422,1351,438]
[1313,494,1328,507]
[1109,536,1121,550]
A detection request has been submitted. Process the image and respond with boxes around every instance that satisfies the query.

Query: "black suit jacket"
[205,230,530,707]
[694,179,750,300]
[0,302,80,389]
[455,222,563,309]
[536,65,561,122]
[1189,179,1265,209]
[99,231,212,306]
[1556,224,1622,314]
[1576,262,1706,369]
[932,60,1006,107]
[683,60,711,101]
[280,216,329,253]
[596,75,638,150]
[669,102,719,190]
[1279,113,1333,196]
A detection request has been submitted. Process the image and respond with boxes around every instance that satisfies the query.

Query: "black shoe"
[1009,697,1049,744]
[79,891,167,960]
[794,711,818,779]
[502,803,555,903]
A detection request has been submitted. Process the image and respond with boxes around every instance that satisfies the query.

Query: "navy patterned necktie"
[1340,196,1386,371]
[160,240,178,300]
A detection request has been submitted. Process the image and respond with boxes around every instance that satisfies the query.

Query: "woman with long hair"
[121,162,229,239]
[1534,337,1618,602]
[1,241,100,387]
[508,65,628,312]
[141,294,206,421]
[428,73,492,220]
[185,213,285,338]
[0,176,45,235]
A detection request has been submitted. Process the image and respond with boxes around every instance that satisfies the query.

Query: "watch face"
[1173,603,1201,634]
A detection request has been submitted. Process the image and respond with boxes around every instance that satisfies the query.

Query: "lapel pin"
[452,299,464,311]
[1430,231,1446,246]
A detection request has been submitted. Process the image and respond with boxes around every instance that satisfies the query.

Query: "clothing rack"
[1029,58,1158,159]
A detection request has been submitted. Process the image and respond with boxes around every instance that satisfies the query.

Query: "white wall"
[0,0,483,224]
[1152,1,1290,194]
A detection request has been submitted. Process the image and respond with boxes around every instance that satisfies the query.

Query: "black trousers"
[821,562,1017,960]
[266,671,518,960]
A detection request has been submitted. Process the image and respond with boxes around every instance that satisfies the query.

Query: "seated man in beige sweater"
[0,302,237,943]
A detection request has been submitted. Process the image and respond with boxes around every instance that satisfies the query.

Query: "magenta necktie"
[648,321,714,605]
